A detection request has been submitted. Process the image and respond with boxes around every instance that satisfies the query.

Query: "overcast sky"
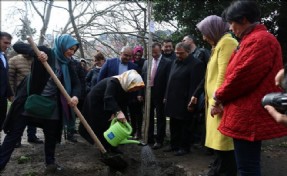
[1,1,176,45]
[1,1,73,43]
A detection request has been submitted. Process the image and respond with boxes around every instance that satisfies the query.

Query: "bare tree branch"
[38,1,54,45]
[68,0,85,58]
[83,36,119,55]
[30,0,44,21]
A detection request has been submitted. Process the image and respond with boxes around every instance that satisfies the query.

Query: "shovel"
[27,36,128,170]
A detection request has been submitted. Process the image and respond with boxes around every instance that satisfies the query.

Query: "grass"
[7,101,11,111]
[23,171,37,176]
[278,141,287,148]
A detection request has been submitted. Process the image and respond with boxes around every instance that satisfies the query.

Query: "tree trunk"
[38,0,54,45]
[68,0,85,58]
[143,0,153,144]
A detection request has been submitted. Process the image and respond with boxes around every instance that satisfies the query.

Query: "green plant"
[23,171,37,176]
[18,155,31,164]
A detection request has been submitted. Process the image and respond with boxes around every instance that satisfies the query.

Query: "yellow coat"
[205,33,238,151]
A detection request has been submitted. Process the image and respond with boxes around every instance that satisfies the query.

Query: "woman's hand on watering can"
[37,51,48,63]
[68,96,79,107]
[116,111,127,123]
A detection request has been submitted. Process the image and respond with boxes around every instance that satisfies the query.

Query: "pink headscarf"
[196,15,230,44]
[132,46,144,62]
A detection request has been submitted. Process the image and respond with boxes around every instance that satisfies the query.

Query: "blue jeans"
[233,139,262,176]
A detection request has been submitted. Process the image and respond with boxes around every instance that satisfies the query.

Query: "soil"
[1,128,287,176]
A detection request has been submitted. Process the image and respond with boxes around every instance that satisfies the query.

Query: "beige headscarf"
[113,70,145,92]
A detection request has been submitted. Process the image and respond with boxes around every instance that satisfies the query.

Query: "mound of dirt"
[1,133,287,176]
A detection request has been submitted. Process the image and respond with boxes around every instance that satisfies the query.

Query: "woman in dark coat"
[79,70,144,152]
[0,34,81,173]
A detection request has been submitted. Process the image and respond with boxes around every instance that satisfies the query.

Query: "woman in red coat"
[212,1,287,175]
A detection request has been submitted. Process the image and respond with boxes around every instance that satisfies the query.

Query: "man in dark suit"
[162,39,176,61]
[183,35,210,147]
[164,42,205,156]
[0,32,13,137]
[97,46,138,82]
[141,42,171,149]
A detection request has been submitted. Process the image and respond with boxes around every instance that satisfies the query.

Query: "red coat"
[215,24,287,141]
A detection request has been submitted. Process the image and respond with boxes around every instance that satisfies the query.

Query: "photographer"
[265,69,287,127]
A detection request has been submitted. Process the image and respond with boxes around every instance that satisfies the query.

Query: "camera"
[262,93,287,113]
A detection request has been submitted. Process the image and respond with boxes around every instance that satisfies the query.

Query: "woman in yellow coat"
[197,15,238,176]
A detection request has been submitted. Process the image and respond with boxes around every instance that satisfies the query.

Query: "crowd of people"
[0,0,287,175]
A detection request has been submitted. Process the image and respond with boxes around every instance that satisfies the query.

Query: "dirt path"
[1,130,287,176]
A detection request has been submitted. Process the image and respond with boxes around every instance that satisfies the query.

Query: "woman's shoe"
[45,164,63,174]
[67,135,78,143]
[14,142,21,148]
[28,137,43,144]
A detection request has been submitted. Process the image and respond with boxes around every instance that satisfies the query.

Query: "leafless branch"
[30,0,44,21]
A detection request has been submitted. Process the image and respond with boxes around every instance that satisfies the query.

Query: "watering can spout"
[120,139,140,145]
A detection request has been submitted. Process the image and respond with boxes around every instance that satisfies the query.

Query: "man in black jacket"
[0,32,13,138]
[162,39,176,61]
[183,35,210,147]
[141,42,171,149]
[164,42,205,156]
[182,35,210,66]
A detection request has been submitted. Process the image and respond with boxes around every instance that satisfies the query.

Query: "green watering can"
[104,118,140,147]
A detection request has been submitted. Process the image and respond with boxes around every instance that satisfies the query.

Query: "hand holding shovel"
[27,36,128,170]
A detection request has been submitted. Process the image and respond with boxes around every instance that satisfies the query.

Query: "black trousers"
[0,98,7,130]
[148,97,166,144]
[190,112,206,145]
[128,102,143,137]
[0,115,61,170]
[208,150,237,176]
[169,117,192,151]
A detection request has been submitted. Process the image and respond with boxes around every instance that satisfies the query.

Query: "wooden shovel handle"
[27,36,107,153]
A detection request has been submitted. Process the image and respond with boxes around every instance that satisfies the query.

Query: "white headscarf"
[113,70,145,92]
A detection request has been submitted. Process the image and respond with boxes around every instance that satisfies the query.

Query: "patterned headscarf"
[196,15,230,44]
[52,34,79,94]
[113,70,145,92]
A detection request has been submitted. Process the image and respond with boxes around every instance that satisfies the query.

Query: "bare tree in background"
[67,0,85,58]
[3,1,175,62]
[46,1,126,59]
[17,2,36,41]
[30,0,54,45]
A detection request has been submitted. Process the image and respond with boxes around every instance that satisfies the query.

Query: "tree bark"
[68,0,85,58]
[38,0,54,45]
